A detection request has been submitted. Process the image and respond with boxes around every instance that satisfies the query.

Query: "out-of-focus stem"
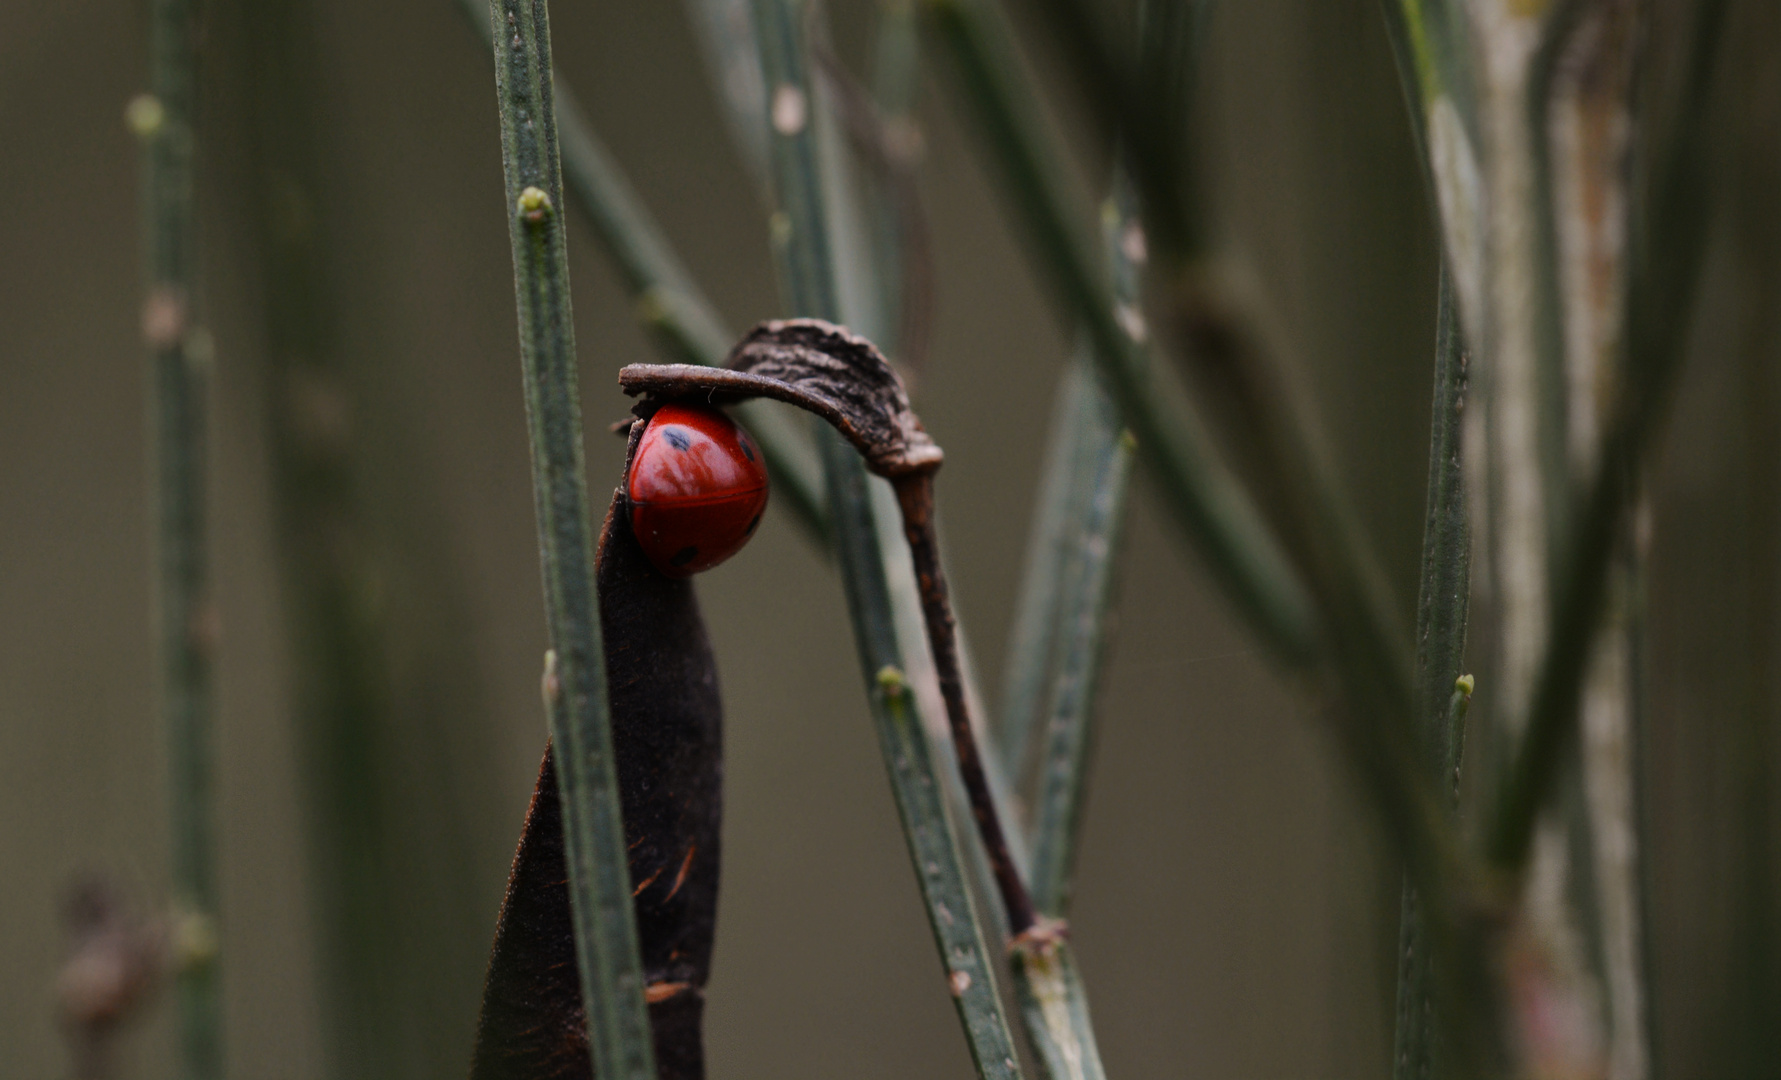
[239,0,404,1074]
[1541,5,1648,1074]
[134,0,221,1073]
[926,0,1466,930]
[683,0,773,193]
[924,0,1317,671]
[1485,0,1729,875]
[867,0,928,372]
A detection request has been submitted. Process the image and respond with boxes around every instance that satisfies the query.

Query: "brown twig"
[893,472,1040,939]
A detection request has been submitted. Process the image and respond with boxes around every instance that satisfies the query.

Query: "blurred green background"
[1,0,1774,1077]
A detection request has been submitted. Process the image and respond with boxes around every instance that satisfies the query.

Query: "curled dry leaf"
[620,319,942,478]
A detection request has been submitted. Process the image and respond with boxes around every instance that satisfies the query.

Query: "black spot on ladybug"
[664,428,692,452]
[738,436,756,462]
[670,546,698,567]
[745,513,761,535]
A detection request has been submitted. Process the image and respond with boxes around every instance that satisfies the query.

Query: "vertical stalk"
[485,0,655,1075]
[684,0,773,196]
[239,1,398,1074]
[927,0,1470,918]
[1483,0,1730,876]
[751,1,1024,1075]
[822,0,1027,902]
[134,0,221,1073]
[997,358,1091,772]
[1023,417,1132,916]
[1024,181,1141,918]
[454,0,830,547]
[1007,353,1126,1080]
[1543,7,1648,1074]
[923,0,1318,671]
[867,0,927,368]
[1392,268,1473,1080]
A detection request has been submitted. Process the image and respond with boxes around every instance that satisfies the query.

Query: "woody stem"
[893,471,1040,939]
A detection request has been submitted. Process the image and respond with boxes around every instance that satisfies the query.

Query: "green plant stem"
[839,2,1020,894]
[1392,268,1473,1080]
[833,460,1025,1080]
[1024,178,1140,917]
[1526,0,1589,568]
[836,38,1077,1069]
[751,1,1023,1074]
[137,0,221,1073]
[1484,0,1729,875]
[868,0,925,367]
[924,0,1317,672]
[683,0,772,194]
[1025,421,1132,916]
[454,0,828,546]
[883,445,1109,1080]
[1007,404,1126,1080]
[997,357,1093,772]
[1377,0,1479,158]
[1019,0,1440,864]
[485,1,655,1075]
[842,2,1030,917]
[926,0,1465,915]
[238,3,401,1075]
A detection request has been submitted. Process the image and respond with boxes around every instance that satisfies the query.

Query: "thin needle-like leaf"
[997,359,1092,773]
[484,0,656,1074]
[1008,372,1126,1080]
[1025,179,1141,919]
[1025,404,1132,917]
[1391,269,1473,1080]
[1000,179,1140,1080]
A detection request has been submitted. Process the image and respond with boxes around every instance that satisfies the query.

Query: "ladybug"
[627,402,770,578]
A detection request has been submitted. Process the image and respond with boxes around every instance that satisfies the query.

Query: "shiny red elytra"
[627,403,770,578]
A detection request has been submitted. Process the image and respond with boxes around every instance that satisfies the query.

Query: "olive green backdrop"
[1,0,1774,1077]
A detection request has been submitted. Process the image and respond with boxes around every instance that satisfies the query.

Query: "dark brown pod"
[471,430,723,1080]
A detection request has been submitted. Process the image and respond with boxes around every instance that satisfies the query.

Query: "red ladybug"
[627,403,770,577]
